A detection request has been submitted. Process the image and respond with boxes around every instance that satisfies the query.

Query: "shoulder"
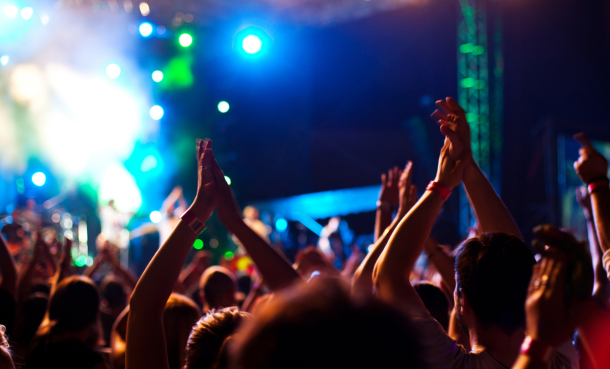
[549,340,579,369]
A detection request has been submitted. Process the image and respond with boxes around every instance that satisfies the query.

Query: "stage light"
[98,164,142,213]
[21,7,33,20]
[179,33,192,47]
[139,22,153,37]
[41,14,49,24]
[224,251,235,261]
[152,70,163,82]
[32,172,46,186]
[139,2,150,16]
[193,239,204,249]
[4,5,18,19]
[106,64,121,79]
[224,176,231,185]
[149,210,162,223]
[0,56,8,66]
[218,101,230,113]
[150,105,163,120]
[242,35,262,54]
[140,155,158,172]
[275,218,288,232]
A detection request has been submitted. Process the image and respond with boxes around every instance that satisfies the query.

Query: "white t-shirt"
[403,304,579,369]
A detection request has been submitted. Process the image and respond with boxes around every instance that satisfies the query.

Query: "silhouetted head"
[199,266,237,311]
[48,276,100,335]
[414,282,450,331]
[185,307,250,369]
[163,294,202,369]
[14,293,48,347]
[231,279,423,369]
[100,277,127,310]
[454,232,535,335]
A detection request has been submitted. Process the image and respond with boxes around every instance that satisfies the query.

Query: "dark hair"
[163,294,201,369]
[199,267,237,309]
[455,232,535,334]
[48,276,100,333]
[14,293,48,347]
[231,279,423,369]
[185,307,250,369]
[100,277,127,309]
[414,282,450,331]
[237,275,251,296]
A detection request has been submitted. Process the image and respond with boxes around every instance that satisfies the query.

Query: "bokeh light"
[40,14,49,25]
[152,70,163,82]
[4,5,18,19]
[106,64,121,79]
[224,251,235,261]
[150,105,164,120]
[193,239,204,249]
[242,35,262,54]
[275,218,288,232]
[224,176,231,185]
[139,22,153,37]
[179,33,193,47]
[0,56,8,66]
[218,101,230,113]
[32,172,46,186]
[139,2,150,16]
[98,164,142,213]
[140,155,158,172]
[149,210,162,223]
[21,7,33,20]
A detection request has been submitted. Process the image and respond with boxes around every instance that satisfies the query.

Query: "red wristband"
[520,336,552,363]
[426,181,451,201]
[181,211,207,235]
[588,178,609,194]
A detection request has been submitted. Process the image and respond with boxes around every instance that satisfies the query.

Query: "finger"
[392,166,400,186]
[529,263,541,294]
[440,125,463,152]
[435,100,453,114]
[408,185,418,207]
[381,173,387,187]
[574,133,593,150]
[388,169,394,186]
[437,119,452,127]
[403,161,413,188]
[446,97,466,116]
[431,109,450,122]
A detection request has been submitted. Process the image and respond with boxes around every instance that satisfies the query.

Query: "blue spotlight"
[275,218,288,232]
[242,35,262,54]
[32,172,46,186]
[139,22,153,37]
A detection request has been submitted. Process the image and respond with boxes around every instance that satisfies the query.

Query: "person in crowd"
[199,266,238,312]
[0,325,15,369]
[230,278,424,369]
[413,282,450,331]
[159,186,189,246]
[373,97,578,369]
[126,139,301,369]
[0,232,17,338]
[180,250,212,293]
[26,238,109,369]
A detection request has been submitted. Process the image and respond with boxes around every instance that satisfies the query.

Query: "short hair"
[231,279,423,369]
[163,294,202,369]
[48,276,100,333]
[414,282,450,331]
[185,307,250,369]
[100,277,127,309]
[455,232,535,334]
[199,267,237,308]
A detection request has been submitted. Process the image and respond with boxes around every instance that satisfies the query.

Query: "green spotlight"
[193,239,204,249]
[179,33,193,47]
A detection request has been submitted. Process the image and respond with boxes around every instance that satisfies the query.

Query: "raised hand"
[435,137,468,190]
[576,186,593,218]
[431,97,471,160]
[188,139,218,223]
[397,161,417,217]
[208,149,242,226]
[574,133,608,184]
[379,166,401,209]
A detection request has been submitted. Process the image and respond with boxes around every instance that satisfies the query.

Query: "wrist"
[588,178,610,194]
[427,181,451,200]
[181,210,207,235]
[520,336,553,363]
[376,200,393,212]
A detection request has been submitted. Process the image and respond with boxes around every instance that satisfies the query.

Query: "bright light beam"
[32,172,46,186]
[106,64,121,79]
[21,7,33,20]
[139,22,153,37]
[242,35,262,54]
[150,105,164,120]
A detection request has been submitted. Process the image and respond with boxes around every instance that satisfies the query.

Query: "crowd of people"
[1,97,610,369]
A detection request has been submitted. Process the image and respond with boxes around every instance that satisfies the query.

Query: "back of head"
[414,282,450,331]
[231,279,423,369]
[163,294,202,369]
[185,307,250,369]
[100,277,127,309]
[455,232,535,334]
[199,266,237,309]
[14,293,48,346]
[48,276,100,334]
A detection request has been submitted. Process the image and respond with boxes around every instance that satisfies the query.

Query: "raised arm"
[352,162,417,297]
[574,133,610,255]
[210,154,302,292]
[126,139,216,369]
[375,166,401,241]
[374,137,467,305]
[0,234,17,300]
[17,235,46,304]
[432,98,522,239]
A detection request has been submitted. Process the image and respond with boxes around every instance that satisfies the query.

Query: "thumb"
[441,125,462,148]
